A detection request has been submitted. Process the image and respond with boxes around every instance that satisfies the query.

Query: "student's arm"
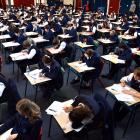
[123,90,140,98]
[120,73,134,86]
[27,49,36,59]
[0,114,16,135]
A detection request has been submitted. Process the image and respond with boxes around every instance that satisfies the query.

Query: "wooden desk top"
[98,38,115,44]
[129,25,140,29]
[74,42,93,48]
[106,84,140,106]
[31,37,48,43]
[68,61,95,73]
[46,47,60,55]
[25,32,38,37]
[111,21,122,25]
[2,41,20,48]
[10,51,28,61]
[79,32,94,36]
[46,100,75,133]
[0,34,11,40]
[131,48,140,56]
[119,35,137,40]
[101,54,125,64]
[24,69,51,85]
[58,34,72,39]
[97,28,110,33]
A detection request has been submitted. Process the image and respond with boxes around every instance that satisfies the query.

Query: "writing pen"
[49,109,56,112]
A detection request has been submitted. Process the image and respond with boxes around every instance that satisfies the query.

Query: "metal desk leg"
[122,109,134,137]
[48,115,53,137]
[24,80,28,97]
[35,86,38,102]
[78,77,83,95]
[12,61,14,74]
[66,67,70,85]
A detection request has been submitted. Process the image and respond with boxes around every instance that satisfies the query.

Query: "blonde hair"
[16,99,41,123]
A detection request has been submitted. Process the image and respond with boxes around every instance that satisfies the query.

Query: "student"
[43,25,54,45]
[39,55,63,98]
[71,49,101,87]
[17,39,42,74]
[26,20,33,32]
[104,42,132,79]
[0,75,21,122]
[64,93,114,140]
[120,67,140,93]
[0,99,42,140]
[113,68,140,122]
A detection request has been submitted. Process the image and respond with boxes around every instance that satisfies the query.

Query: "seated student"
[108,30,119,52]
[121,18,130,31]
[71,49,101,87]
[113,67,140,122]
[63,93,114,140]
[53,19,63,36]
[66,23,78,42]
[39,55,63,98]
[0,75,21,122]
[0,99,42,140]
[120,67,140,93]
[17,39,42,74]
[61,13,70,27]
[26,20,33,32]
[104,42,132,79]
[43,25,54,46]
[33,23,42,35]
[133,46,140,67]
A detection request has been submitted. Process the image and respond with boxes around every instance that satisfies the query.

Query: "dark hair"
[42,55,52,64]
[69,105,92,128]
[134,67,140,77]
[85,49,94,57]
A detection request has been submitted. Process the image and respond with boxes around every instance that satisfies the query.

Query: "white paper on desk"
[115,93,135,102]
[111,84,130,92]
[0,128,12,140]
[117,59,125,64]
[28,69,42,79]
[0,82,5,97]
[46,101,63,115]
[74,62,86,67]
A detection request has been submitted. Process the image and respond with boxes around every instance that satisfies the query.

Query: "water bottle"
[26,65,30,74]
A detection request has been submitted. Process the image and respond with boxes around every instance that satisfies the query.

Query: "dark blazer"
[43,29,54,45]
[42,60,63,89]
[71,94,114,140]
[0,77,21,115]
[67,27,78,42]
[15,33,26,45]
[26,22,33,32]
[0,113,42,140]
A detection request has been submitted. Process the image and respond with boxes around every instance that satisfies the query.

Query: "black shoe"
[70,79,80,84]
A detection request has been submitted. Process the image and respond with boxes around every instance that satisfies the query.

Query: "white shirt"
[28,48,36,59]
[56,41,67,53]
[129,3,136,13]
[92,26,97,34]
[0,82,6,97]
[121,73,140,84]
[125,30,138,37]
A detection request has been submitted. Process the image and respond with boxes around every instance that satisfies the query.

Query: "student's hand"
[120,80,126,87]
[6,133,18,140]
[39,72,44,77]
[63,105,73,112]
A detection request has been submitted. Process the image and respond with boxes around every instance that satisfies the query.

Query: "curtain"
[108,0,120,14]
[76,0,82,9]
[14,0,34,7]
[0,0,6,9]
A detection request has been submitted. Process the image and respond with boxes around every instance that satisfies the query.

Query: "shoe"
[70,79,80,84]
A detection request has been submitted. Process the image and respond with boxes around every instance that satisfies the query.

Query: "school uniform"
[33,26,42,35]
[108,46,132,78]
[55,23,63,35]
[0,77,21,120]
[43,29,54,45]
[40,59,63,96]
[71,94,114,140]
[81,52,101,81]
[26,22,33,32]
[67,27,78,42]
[61,14,70,27]
[17,45,42,73]
[0,113,42,140]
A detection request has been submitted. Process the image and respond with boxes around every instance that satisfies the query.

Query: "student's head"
[16,99,41,123]
[42,55,53,66]
[23,39,32,49]
[69,104,92,128]
[84,49,94,58]
[119,42,128,50]
[134,67,140,81]
[110,30,116,36]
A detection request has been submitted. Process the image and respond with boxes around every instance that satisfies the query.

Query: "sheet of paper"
[0,82,6,97]
[27,69,42,79]
[115,93,135,102]
[0,128,12,140]
[111,84,130,92]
